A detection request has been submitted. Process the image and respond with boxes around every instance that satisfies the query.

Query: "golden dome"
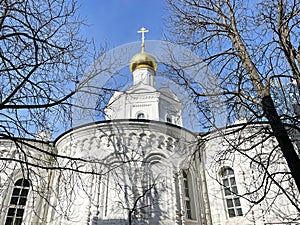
[130,51,158,72]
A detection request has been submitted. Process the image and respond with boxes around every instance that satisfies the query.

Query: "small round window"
[137,113,145,119]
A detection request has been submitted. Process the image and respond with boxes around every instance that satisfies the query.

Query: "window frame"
[182,169,196,220]
[5,178,30,225]
[220,167,243,218]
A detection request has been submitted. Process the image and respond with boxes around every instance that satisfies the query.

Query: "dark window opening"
[183,170,195,220]
[166,115,172,123]
[137,113,145,119]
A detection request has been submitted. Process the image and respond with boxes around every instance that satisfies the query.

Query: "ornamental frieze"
[60,130,193,158]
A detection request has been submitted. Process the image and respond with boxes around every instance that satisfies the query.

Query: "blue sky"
[78,0,168,48]
[74,1,205,131]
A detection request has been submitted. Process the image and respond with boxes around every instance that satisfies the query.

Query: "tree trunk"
[262,95,300,191]
[128,211,132,225]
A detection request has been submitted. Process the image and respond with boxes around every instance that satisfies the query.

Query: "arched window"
[166,115,172,123]
[137,113,145,119]
[183,170,195,220]
[5,179,30,225]
[221,168,243,218]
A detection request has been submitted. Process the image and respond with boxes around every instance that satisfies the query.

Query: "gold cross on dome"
[137,27,149,52]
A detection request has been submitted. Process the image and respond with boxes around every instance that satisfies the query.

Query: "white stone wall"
[105,82,182,126]
[1,123,299,225]
[0,139,55,225]
[53,120,198,225]
[203,125,300,225]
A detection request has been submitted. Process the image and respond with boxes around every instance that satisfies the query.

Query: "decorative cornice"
[56,126,196,161]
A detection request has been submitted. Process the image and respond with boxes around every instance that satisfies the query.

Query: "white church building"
[0,29,299,225]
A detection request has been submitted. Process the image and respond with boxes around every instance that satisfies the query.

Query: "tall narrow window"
[5,179,30,225]
[221,168,243,218]
[183,170,195,220]
[166,115,172,123]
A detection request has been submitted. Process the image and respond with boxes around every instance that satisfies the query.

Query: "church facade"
[0,34,299,225]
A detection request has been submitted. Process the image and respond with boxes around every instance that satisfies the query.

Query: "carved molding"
[58,130,194,159]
